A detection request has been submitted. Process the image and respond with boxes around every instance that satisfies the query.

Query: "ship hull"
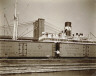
[0,40,96,58]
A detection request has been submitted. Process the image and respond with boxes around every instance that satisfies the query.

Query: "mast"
[13,0,18,40]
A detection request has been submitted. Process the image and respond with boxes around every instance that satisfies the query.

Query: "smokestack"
[64,22,72,36]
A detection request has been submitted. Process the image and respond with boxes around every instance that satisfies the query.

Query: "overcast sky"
[0,0,95,37]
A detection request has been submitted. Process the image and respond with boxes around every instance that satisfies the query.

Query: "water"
[1,70,96,76]
[0,59,96,76]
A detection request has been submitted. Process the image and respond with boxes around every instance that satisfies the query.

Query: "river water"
[1,70,96,76]
[0,59,96,76]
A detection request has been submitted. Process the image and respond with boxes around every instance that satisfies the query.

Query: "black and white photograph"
[0,0,96,76]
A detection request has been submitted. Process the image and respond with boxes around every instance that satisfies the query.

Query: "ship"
[0,0,96,58]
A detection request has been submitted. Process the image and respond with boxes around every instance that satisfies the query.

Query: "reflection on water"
[1,70,96,76]
[1,59,96,76]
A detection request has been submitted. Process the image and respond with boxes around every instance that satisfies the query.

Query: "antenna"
[13,0,18,40]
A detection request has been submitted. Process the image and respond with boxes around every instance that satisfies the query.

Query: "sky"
[0,0,95,37]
